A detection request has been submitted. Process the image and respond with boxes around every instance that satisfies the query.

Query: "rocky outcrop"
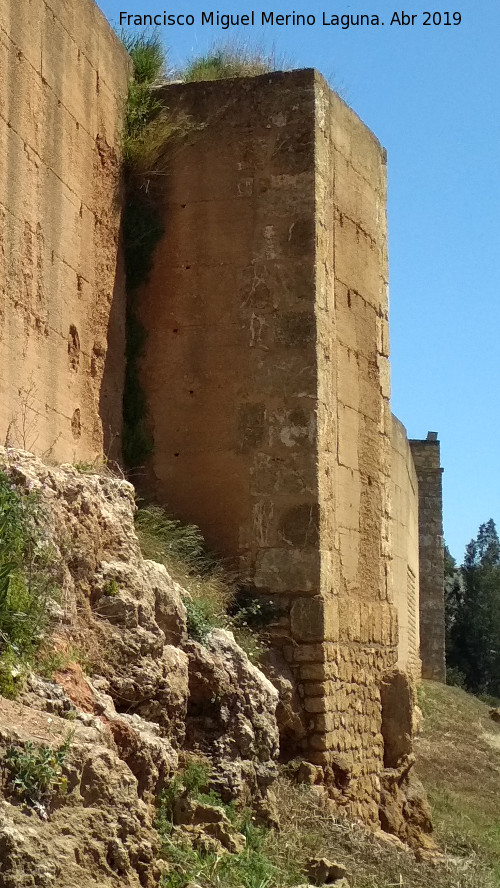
[185,629,279,811]
[0,697,161,888]
[0,448,281,886]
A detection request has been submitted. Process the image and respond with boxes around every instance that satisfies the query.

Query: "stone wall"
[0,0,129,462]
[391,415,420,677]
[410,434,445,681]
[138,70,398,824]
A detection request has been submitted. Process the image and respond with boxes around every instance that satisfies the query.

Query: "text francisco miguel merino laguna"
[120,10,398,28]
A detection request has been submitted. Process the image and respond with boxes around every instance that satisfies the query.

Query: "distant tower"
[410,433,445,681]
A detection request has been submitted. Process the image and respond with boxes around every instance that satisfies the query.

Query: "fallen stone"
[305,856,349,884]
[172,795,246,853]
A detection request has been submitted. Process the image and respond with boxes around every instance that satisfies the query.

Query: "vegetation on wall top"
[180,43,283,82]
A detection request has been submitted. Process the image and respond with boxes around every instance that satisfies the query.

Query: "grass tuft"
[181,42,285,82]
[135,504,266,659]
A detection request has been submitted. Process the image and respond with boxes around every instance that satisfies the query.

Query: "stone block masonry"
[410,433,445,681]
[0,0,129,462]
[138,70,398,824]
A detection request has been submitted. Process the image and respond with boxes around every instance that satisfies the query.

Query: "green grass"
[416,680,500,883]
[156,683,500,888]
[157,763,295,888]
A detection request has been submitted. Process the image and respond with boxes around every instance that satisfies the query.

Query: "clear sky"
[97,0,500,562]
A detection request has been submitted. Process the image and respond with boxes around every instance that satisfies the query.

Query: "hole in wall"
[68,325,80,370]
[380,669,413,769]
[71,408,82,439]
[174,452,180,457]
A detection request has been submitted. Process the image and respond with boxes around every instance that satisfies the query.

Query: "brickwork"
[0,0,129,462]
[409,434,445,681]
[138,70,398,824]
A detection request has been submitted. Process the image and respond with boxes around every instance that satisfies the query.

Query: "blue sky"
[98,0,500,562]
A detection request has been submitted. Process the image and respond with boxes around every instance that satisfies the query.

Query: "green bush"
[4,734,72,808]
[0,471,58,696]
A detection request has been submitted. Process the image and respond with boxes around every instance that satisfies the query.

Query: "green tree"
[447,519,500,695]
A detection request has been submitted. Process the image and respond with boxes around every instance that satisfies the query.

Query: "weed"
[4,734,72,809]
[135,505,213,571]
[135,504,230,634]
[156,762,281,888]
[103,578,119,597]
[33,644,90,680]
[181,760,212,795]
[120,33,168,469]
[6,376,40,452]
[185,598,217,643]
[0,470,59,696]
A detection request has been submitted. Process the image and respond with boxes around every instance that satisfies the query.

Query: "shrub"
[4,734,72,809]
[0,471,58,696]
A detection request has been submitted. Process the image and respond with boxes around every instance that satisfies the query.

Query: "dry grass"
[180,42,287,82]
[264,777,493,888]
[134,504,265,659]
[416,680,500,883]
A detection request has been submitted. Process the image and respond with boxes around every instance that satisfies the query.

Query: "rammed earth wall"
[138,70,398,823]
[0,0,129,461]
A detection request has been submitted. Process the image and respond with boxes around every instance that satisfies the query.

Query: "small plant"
[103,578,119,597]
[4,734,72,810]
[0,470,59,696]
[185,598,216,643]
[182,760,211,795]
[135,505,213,572]
[34,643,90,680]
